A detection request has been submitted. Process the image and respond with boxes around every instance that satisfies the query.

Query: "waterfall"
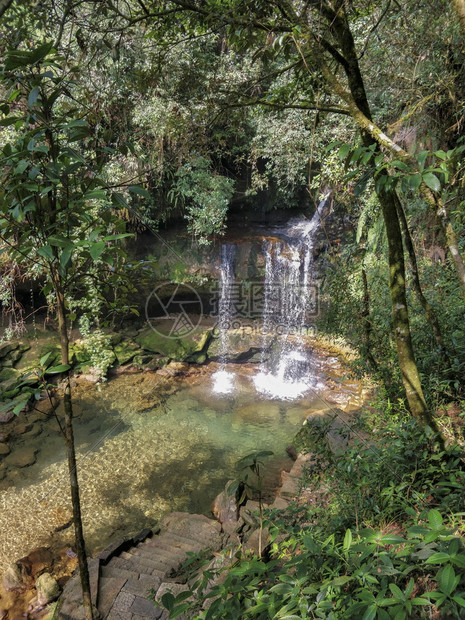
[212,195,328,399]
[253,197,327,398]
[212,244,236,394]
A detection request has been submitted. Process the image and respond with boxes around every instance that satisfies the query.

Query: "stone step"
[159,513,222,548]
[122,573,163,598]
[106,588,166,620]
[129,594,166,619]
[109,554,168,578]
[156,530,220,553]
[143,533,200,553]
[127,545,186,565]
[101,565,143,583]
[97,576,128,620]
[120,551,174,575]
[138,539,189,555]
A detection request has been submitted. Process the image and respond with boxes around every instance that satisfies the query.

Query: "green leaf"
[331,576,352,587]
[89,241,105,261]
[406,174,422,191]
[129,185,151,200]
[423,172,441,193]
[405,578,414,598]
[28,86,39,108]
[60,246,72,271]
[171,603,191,619]
[416,150,429,171]
[425,552,450,564]
[30,41,54,64]
[37,245,54,261]
[40,351,52,366]
[14,160,29,174]
[102,233,132,241]
[84,189,107,201]
[13,399,29,415]
[112,192,128,208]
[343,529,352,551]
[45,364,70,374]
[161,591,174,611]
[439,564,457,596]
[379,535,406,545]
[389,583,404,600]
[428,509,443,529]
[338,144,351,160]
[0,116,22,127]
[362,605,377,620]
[411,598,431,605]
[434,149,447,160]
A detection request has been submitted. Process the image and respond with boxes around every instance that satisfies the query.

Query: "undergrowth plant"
[161,415,465,619]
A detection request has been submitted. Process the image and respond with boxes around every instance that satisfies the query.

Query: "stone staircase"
[57,453,317,620]
[58,513,223,620]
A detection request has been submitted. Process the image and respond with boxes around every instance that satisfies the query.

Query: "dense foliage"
[0,1,464,618]
[162,412,465,619]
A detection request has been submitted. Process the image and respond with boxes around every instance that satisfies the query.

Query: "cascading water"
[212,194,329,399]
[253,196,328,398]
[212,244,236,394]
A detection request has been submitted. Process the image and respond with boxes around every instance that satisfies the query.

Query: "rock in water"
[0,411,14,424]
[35,572,60,606]
[3,562,30,591]
[212,480,240,526]
[4,447,37,468]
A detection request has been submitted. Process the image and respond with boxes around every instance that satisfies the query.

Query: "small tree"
[0,42,132,620]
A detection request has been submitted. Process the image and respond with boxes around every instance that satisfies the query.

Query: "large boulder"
[135,327,212,362]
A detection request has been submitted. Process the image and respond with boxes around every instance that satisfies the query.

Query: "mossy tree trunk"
[323,5,434,426]
[395,195,453,371]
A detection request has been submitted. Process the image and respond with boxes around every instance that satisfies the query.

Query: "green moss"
[113,340,142,365]
[0,367,20,382]
[16,340,61,373]
[135,327,212,361]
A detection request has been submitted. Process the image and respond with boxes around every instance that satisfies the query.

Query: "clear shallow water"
[0,364,327,573]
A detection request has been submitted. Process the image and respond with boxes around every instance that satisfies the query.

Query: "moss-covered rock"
[0,341,20,361]
[15,340,61,373]
[0,367,20,383]
[135,327,212,362]
[113,340,142,365]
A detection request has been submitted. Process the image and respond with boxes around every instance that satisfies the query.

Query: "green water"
[0,365,328,572]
